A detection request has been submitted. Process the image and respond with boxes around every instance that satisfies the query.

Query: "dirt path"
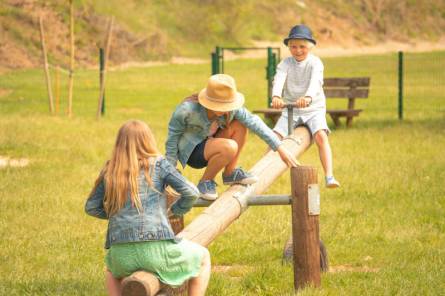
[110,38,445,71]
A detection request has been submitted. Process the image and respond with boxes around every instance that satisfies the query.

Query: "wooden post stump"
[291,166,321,290]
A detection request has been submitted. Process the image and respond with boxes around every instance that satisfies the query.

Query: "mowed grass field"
[0,51,444,295]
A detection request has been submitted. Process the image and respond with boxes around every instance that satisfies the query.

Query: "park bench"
[253,77,370,127]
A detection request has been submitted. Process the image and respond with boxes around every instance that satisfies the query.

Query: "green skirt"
[105,239,206,286]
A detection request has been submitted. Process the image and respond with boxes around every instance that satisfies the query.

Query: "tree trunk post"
[67,0,75,117]
[38,15,54,114]
[291,166,321,290]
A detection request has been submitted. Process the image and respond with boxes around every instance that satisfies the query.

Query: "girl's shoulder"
[150,155,176,174]
[175,95,202,113]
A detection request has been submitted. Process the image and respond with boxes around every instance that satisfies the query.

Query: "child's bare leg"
[313,130,333,176]
[105,270,122,296]
[188,249,211,296]
[215,120,247,175]
[202,138,237,181]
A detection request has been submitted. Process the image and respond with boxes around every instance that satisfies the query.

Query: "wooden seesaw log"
[121,126,312,296]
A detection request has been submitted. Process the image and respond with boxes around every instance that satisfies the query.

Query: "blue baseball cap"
[283,24,316,46]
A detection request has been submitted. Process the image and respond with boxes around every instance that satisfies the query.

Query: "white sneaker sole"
[200,193,218,201]
[326,182,340,189]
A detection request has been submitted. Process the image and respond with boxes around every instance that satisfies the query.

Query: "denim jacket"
[85,156,199,249]
[165,97,282,167]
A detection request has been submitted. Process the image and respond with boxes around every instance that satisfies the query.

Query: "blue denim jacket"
[85,156,199,249]
[165,97,282,167]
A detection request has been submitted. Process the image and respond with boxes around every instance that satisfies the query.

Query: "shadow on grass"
[329,117,445,133]
[0,279,103,296]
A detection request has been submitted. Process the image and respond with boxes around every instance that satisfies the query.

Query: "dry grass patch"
[0,155,29,168]
[0,88,12,97]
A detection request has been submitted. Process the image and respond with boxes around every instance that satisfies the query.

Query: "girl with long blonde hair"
[86,120,210,296]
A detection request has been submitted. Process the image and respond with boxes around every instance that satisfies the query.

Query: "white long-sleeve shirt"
[272,54,326,118]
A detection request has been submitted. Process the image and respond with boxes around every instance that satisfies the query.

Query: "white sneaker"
[325,176,340,188]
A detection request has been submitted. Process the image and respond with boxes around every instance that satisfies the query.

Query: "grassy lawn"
[0,51,444,295]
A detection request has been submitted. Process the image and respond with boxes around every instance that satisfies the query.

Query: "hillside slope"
[1,0,444,69]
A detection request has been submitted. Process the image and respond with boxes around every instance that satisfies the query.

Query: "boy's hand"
[295,96,312,108]
[271,96,285,109]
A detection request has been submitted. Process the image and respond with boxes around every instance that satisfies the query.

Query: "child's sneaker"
[222,167,259,185]
[197,180,218,201]
[325,176,340,188]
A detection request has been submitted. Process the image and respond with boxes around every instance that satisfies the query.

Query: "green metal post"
[216,46,221,74]
[99,47,105,115]
[398,51,404,120]
[211,52,217,75]
[266,47,273,107]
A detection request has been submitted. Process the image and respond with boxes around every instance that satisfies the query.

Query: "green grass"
[0,52,444,295]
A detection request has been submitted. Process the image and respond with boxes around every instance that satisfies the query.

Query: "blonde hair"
[288,38,315,49]
[92,120,160,216]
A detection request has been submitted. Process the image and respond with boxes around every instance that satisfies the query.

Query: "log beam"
[121,126,312,296]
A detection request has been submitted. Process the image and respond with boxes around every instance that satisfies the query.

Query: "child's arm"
[271,60,288,109]
[165,105,187,167]
[233,108,299,166]
[161,159,199,216]
[85,178,108,219]
[234,108,281,150]
[303,58,324,106]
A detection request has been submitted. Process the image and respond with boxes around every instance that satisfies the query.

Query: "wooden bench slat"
[327,109,362,116]
[324,77,370,87]
[253,109,363,116]
[253,109,281,115]
[253,77,370,128]
[324,88,369,98]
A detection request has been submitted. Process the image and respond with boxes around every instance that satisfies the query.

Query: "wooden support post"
[121,127,312,296]
[55,65,60,114]
[38,15,55,114]
[291,166,321,290]
[97,17,114,119]
[67,0,75,117]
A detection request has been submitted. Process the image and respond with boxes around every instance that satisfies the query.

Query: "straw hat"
[198,74,245,112]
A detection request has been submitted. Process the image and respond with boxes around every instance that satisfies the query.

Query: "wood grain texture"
[291,166,320,290]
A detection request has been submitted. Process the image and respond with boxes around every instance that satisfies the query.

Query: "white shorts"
[273,113,330,137]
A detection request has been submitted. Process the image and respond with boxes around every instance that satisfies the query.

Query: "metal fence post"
[99,47,105,115]
[211,52,218,75]
[398,51,404,120]
[266,47,274,107]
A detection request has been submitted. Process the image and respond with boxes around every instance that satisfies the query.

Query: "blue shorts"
[187,139,208,169]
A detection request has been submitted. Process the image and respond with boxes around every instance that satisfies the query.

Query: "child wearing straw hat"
[166,74,298,200]
[271,24,340,188]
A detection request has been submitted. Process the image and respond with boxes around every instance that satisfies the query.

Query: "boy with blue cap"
[271,24,340,188]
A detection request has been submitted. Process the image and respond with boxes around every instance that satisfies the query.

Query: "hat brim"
[284,35,316,46]
[198,88,245,112]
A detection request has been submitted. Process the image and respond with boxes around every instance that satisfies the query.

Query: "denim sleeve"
[233,107,282,151]
[165,104,187,167]
[85,179,108,219]
[160,158,199,216]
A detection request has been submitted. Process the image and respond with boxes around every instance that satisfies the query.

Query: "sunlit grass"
[0,52,444,295]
